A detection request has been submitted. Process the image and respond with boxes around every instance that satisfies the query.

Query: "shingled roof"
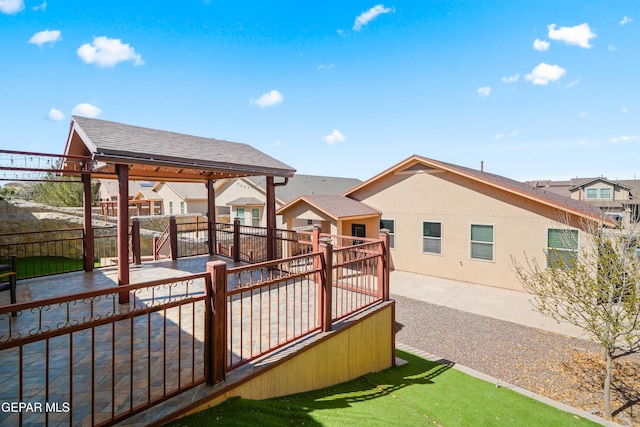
[278,195,380,220]
[244,174,362,204]
[64,116,295,182]
[345,154,612,225]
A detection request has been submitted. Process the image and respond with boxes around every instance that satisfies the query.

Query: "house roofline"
[345,154,616,227]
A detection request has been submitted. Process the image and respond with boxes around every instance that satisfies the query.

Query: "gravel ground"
[393,294,640,426]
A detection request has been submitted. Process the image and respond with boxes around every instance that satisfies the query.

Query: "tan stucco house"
[277,194,380,237]
[152,182,210,216]
[215,174,362,228]
[281,155,611,291]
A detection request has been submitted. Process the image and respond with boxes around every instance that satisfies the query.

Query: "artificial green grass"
[12,256,84,279]
[167,350,599,426]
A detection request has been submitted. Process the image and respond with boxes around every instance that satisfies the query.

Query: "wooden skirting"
[159,300,395,425]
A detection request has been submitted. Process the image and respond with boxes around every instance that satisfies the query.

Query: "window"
[380,219,395,249]
[236,207,245,225]
[547,229,578,268]
[470,224,493,261]
[169,201,173,215]
[180,201,185,214]
[252,208,260,227]
[599,188,612,200]
[586,187,613,200]
[422,222,441,254]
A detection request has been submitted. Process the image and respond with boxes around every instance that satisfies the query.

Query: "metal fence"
[176,219,210,258]
[0,231,390,426]
[225,253,324,369]
[0,273,210,427]
[0,229,84,279]
[0,225,139,278]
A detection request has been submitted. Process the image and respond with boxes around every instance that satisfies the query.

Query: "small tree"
[513,217,640,419]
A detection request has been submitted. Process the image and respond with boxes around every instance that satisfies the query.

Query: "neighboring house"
[277,194,380,237]
[526,177,640,224]
[96,179,161,216]
[280,155,610,291]
[215,174,362,228]
[152,182,210,216]
[96,179,152,203]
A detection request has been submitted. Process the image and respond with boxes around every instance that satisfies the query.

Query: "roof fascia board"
[344,155,422,196]
[92,152,295,177]
[347,154,611,226]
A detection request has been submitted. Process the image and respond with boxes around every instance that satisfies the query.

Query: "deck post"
[116,164,130,303]
[131,218,141,265]
[169,216,178,260]
[82,173,94,272]
[379,230,391,301]
[206,260,227,384]
[207,179,217,256]
[233,218,240,262]
[320,238,333,332]
[266,176,276,261]
[312,226,322,318]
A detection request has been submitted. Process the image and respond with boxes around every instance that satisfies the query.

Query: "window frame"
[599,187,612,200]
[470,224,494,262]
[422,221,442,255]
[180,201,185,214]
[251,208,260,227]
[236,207,245,225]
[546,228,579,269]
[380,218,395,249]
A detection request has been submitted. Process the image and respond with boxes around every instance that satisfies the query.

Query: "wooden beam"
[82,173,94,272]
[116,164,130,303]
[266,176,276,260]
[207,178,217,255]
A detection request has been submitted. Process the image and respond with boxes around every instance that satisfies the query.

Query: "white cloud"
[0,0,23,14]
[72,103,102,118]
[77,36,144,67]
[28,29,61,47]
[353,4,393,31]
[611,135,639,143]
[322,129,346,144]
[547,23,596,49]
[620,16,633,25]
[272,140,281,147]
[564,77,580,89]
[318,64,335,70]
[621,107,628,113]
[250,90,283,108]
[476,86,491,97]
[47,108,64,121]
[525,63,566,85]
[501,74,519,84]
[533,38,550,51]
[32,1,46,11]
[608,44,617,51]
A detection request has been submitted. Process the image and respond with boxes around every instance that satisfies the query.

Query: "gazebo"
[62,116,295,299]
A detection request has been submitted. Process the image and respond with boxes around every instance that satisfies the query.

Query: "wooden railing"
[0,231,390,425]
[0,273,211,426]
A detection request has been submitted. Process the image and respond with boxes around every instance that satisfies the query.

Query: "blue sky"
[1,1,638,182]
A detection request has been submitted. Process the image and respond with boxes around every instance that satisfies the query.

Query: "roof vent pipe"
[480,161,484,172]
